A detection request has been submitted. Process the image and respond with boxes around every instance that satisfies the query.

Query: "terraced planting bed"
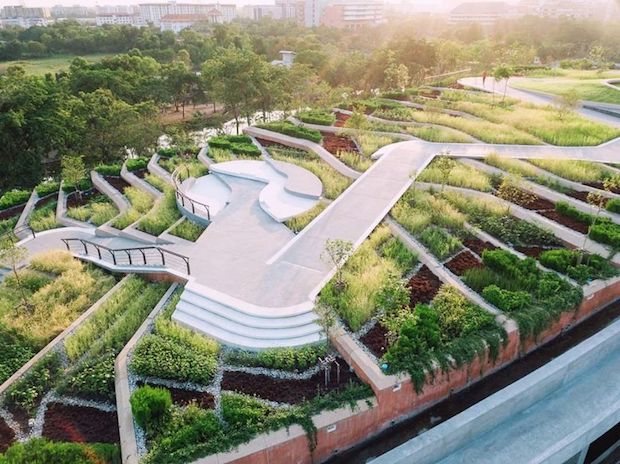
[103,176,131,195]
[66,189,118,226]
[42,403,119,444]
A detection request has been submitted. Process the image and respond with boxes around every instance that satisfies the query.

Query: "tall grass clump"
[285,202,327,233]
[137,188,182,236]
[112,186,154,230]
[418,160,492,192]
[528,159,612,182]
[169,218,206,242]
[353,133,399,157]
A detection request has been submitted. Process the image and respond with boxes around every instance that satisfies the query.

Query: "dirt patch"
[334,112,350,127]
[66,189,100,208]
[585,181,620,195]
[131,169,147,179]
[103,176,130,195]
[137,382,215,409]
[463,237,498,257]
[445,250,482,276]
[321,132,360,155]
[407,265,443,307]
[0,417,15,453]
[360,323,390,359]
[255,137,292,150]
[564,190,591,203]
[42,403,119,444]
[514,246,562,259]
[221,359,360,404]
[495,189,554,211]
[0,203,25,221]
[538,210,589,234]
[34,193,58,209]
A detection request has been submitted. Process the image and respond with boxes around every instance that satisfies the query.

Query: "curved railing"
[1,224,35,244]
[61,238,191,275]
[172,165,211,222]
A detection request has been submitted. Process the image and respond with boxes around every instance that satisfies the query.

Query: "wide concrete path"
[459,76,620,129]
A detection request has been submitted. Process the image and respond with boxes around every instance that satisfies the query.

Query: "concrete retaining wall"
[91,171,130,213]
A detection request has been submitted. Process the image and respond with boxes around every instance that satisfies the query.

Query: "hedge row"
[208,135,261,157]
[258,121,322,144]
[556,201,620,248]
[297,110,336,126]
[0,189,31,210]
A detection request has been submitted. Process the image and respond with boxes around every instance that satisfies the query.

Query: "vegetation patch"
[285,202,327,233]
[169,219,206,242]
[258,121,322,143]
[136,188,182,236]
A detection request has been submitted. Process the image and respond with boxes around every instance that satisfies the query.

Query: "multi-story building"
[51,5,95,19]
[538,0,595,19]
[242,1,298,21]
[95,13,144,26]
[139,2,236,27]
[0,5,51,27]
[159,12,223,32]
[304,0,383,28]
[448,1,519,25]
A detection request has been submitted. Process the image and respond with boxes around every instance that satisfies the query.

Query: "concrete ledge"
[147,154,173,186]
[116,283,178,464]
[91,171,130,213]
[56,185,91,228]
[14,188,38,236]
[0,276,128,397]
[121,163,162,199]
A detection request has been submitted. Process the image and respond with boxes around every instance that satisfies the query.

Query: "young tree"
[496,175,536,213]
[581,177,619,263]
[492,65,513,103]
[321,238,354,290]
[434,154,455,192]
[0,239,30,310]
[314,301,337,339]
[62,154,86,202]
[555,89,580,121]
[384,61,410,93]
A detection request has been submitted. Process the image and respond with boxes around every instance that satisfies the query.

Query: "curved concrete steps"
[172,286,322,350]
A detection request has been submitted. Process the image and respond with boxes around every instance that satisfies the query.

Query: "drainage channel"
[326,298,620,464]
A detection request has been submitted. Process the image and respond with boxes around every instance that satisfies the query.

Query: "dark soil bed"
[360,323,390,359]
[514,245,563,259]
[407,265,443,307]
[66,189,102,208]
[103,176,130,195]
[334,112,350,127]
[137,382,215,409]
[34,193,58,209]
[585,181,620,195]
[42,403,119,444]
[494,190,555,211]
[0,417,15,453]
[221,359,360,404]
[564,190,591,203]
[0,203,26,221]
[538,210,589,234]
[321,132,360,155]
[445,250,482,276]
[7,404,31,434]
[463,237,498,256]
[131,169,147,179]
[255,137,294,150]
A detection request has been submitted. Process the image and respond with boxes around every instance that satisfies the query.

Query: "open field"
[512,78,620,105]
[0,54,108,75]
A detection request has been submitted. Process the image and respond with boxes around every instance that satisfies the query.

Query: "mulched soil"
[0,203,25,221]
[463,237,498,257]
[334,112,350,127]
[564,190,591,203]
[137,381,215,409]
[103,176,130,195]
[321,132,360,155]
[254,137,291,150]
[34,193,58,209]
[445,250,483,276]
[585,181,620,195]
[514,246,562,259]
[6,405,31,434]
[42,403,119,444]
[221,358,360,404]
[66,189,100,209]
[407,265,443,307]
[0,417,15,453]
[494,189,554,211]
[448,83,465,90]
[360,323,390,359]
[419,90,441,99]
[537,210,590,234]
[131,169,147,179]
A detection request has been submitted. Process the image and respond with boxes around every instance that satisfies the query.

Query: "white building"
[449,1,519,25]
[139,3,236,26]
[95,13,144,26]
[242,3,297,21]
[0,5,51,26]
[304,0,383,28]
[271,50,296,68]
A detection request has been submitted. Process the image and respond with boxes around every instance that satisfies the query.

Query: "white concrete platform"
[209,160,320,222]
[184,174,231,218]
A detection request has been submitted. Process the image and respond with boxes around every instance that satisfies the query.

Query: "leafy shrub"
[144,174,169,192]
[29,201,60,232]
[35,181,60,197]
[470,212,559,247]
[258,121,322,143]
[131,385,172,435]
[539,249,617,283]
[95,164,122,176]
[482,285,532,312]
[432,285,497,339]
[137,188,181,236]
[224,343,329,371]
[130,335,217,384]
[0,324,35,384]
[419,226,462,260]
[28,250,82,275]
[126,157,148,172]
[297,110,336,126]
[0,189,31,210]
[158,147,178,158]
[590,222,620,249]
[230,142,261,157]
[606,198,620,214]
[482,249,538,290]
[62,178,92,193]
[5,353,61,413]
[555,201,595,225]
[0,439,120,464]
[169,219,206,242]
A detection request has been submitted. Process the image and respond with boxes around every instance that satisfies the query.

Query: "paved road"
[459,76,620,129]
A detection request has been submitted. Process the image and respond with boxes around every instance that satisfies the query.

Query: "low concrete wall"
[14,189,38,236]
[121,163,161,199]
[56,185,91,228]
[91,171,130,213]
[0,276,128,397]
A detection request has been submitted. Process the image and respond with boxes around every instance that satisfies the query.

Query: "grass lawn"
[512,78,620,105]
[0,54,108,75]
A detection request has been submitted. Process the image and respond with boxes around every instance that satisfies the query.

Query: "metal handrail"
[1,225,35,244]
[171,166,211,221]
[61,238,191,275]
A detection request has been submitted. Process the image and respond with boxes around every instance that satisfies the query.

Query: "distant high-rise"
[304,0,383,29]
[138,2,236,27]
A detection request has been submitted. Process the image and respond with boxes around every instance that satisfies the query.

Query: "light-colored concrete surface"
[147,153,173,185]
[14,189,38,237]
[371,316,620,464]
[91,171,130,213]
[121,163,161,199]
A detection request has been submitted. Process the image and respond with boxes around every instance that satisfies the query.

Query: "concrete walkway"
[459,76,620,129]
